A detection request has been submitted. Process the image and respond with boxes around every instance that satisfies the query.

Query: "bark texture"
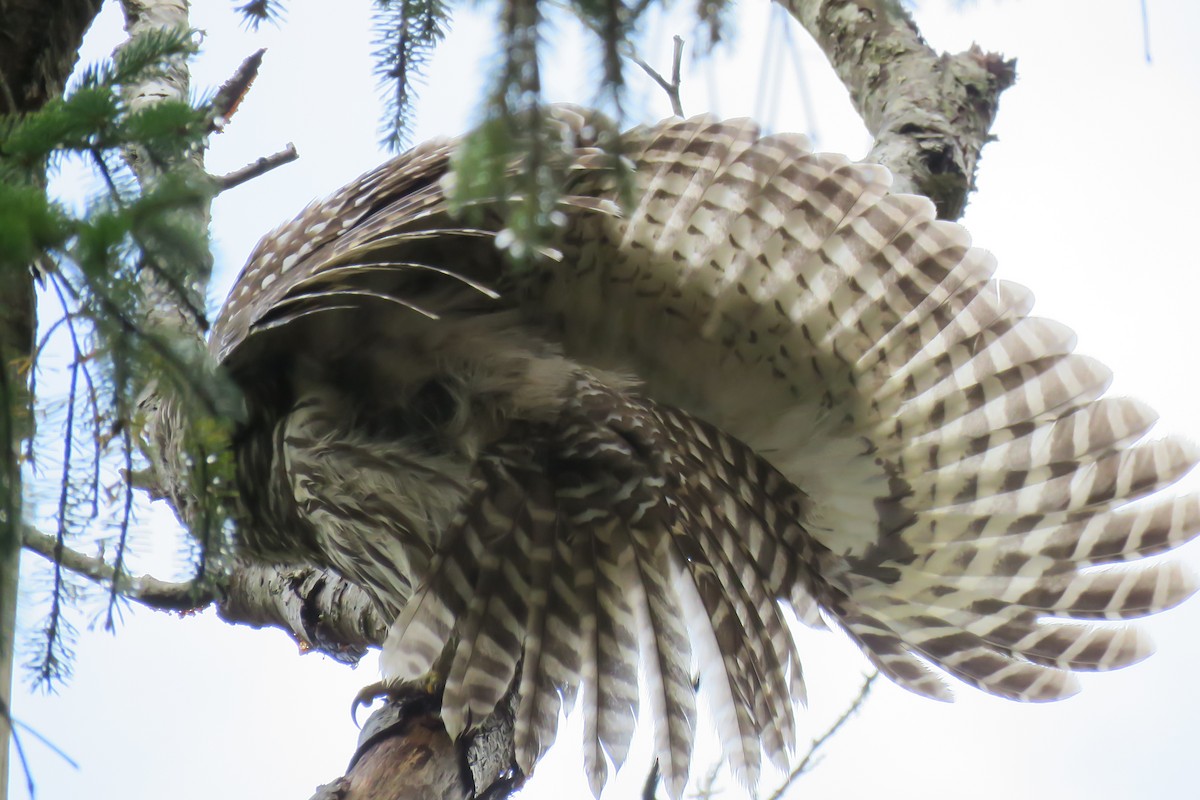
[777,0,1016,219]
[315,699,471,800]
[0,0,105,114]
[119,0,218,537]
[220,562,385,661]
[309,694,520,800]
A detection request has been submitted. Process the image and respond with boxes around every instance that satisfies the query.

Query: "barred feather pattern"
[212,106,1200,796]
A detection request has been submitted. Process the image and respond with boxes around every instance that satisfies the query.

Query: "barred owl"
[212,108,1198,797]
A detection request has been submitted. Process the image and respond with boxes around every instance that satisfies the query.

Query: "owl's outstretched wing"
[214,109,1199,797]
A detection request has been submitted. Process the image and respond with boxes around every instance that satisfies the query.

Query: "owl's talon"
[351,681,391,728]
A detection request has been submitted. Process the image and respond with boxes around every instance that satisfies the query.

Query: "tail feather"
[593,521,641,774]
[576,515,606,797]
[628,527,696,800]
[686,498,792,768]
[513,485,564,774]
[672,557,763,788]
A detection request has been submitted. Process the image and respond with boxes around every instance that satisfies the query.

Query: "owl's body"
[213,108,1199,796]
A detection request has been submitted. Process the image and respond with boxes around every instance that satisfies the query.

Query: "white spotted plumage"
[213,106,1200,797]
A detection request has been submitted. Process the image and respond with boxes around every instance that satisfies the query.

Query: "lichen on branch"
[777,0,1016,219]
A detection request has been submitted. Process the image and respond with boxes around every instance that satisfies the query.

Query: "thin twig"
[549,1,685,118]
[87,146,213,334]
[105,411,136,630]
[632,36,685,116]
[1140,0,1152,64]
[21,526,215,612]
[669,35,683,110]
[766,671,879,800]
[214,142,299,192]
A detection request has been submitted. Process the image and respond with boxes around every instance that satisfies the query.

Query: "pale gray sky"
[12,1,1200,798]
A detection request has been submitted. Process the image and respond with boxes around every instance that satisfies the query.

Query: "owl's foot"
[351,681,392,727]
[351,678,441,727]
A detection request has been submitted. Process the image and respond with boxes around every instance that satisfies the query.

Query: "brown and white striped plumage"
[213,107,1200,797]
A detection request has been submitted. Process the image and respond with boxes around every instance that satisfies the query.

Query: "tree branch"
[766,671,878,800]
[775,0,1015,219]
[632,35,685,117]
[311,694,471,800]
[21,526,214,611]
[21,526,386,661]
[214,143,299,192]
[311,689,519,800]
[219,561,385,662]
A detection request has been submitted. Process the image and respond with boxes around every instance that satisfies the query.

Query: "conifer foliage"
[0,26,236,685]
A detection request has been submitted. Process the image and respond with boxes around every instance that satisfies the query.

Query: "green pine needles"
[362,0,733,255]
[1,26,236,687]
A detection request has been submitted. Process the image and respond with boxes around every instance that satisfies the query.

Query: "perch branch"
[775,0,1016,219]
[219,561,385,661]
[309,689,519,800]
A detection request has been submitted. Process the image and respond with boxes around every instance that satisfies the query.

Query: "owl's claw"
[351,678,442,728]
[351,681,391,728]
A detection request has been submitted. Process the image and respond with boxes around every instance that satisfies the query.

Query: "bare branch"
[633,35,685,116]
[219,561,385,661]
[20,525,386,662]
[21,526,214,611]
[775,0,1015,219]
[214,143,299,192]
[766,671,879,800]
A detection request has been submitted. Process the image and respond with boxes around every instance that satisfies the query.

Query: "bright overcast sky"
[11,1,1200,799]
